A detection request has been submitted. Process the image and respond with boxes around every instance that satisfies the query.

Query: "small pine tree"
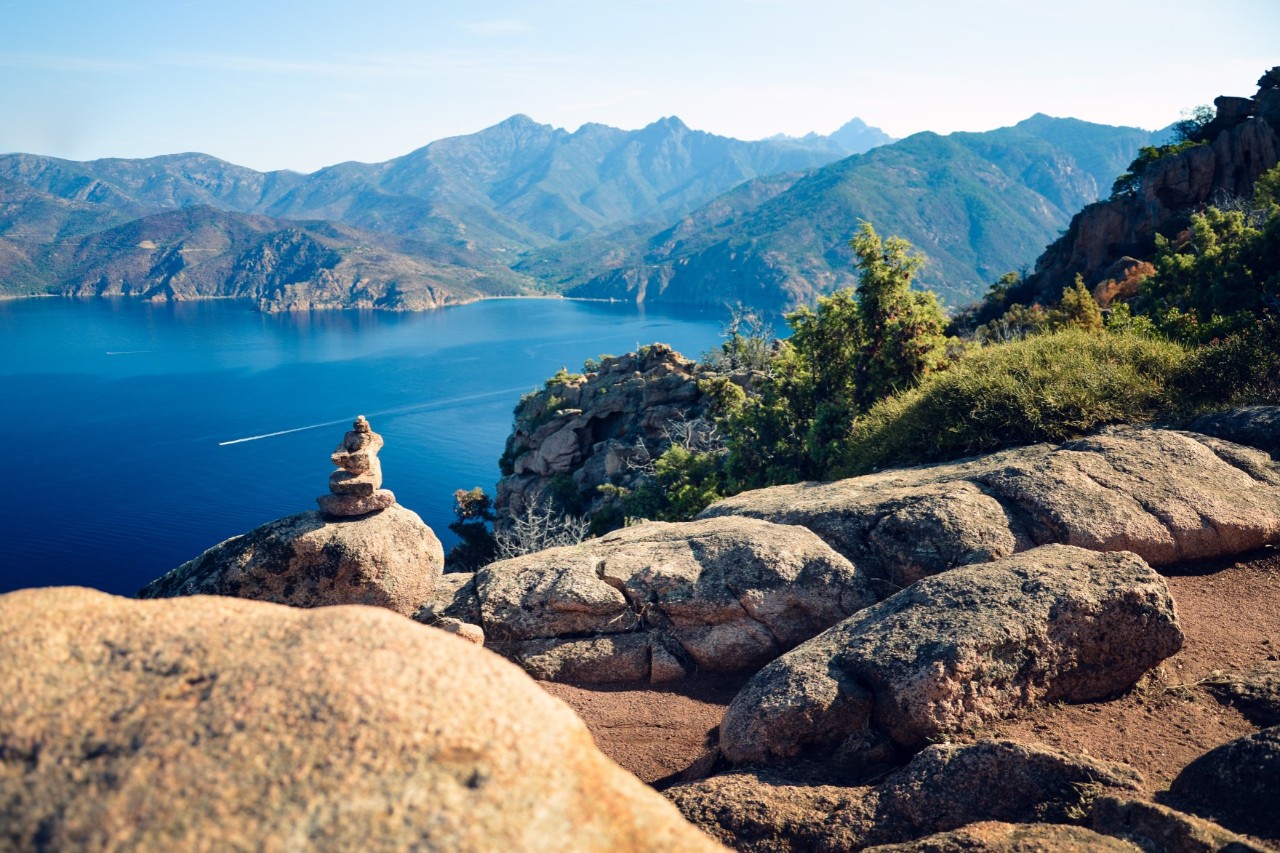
[849,221,949,408]
[1051,275,1103,333]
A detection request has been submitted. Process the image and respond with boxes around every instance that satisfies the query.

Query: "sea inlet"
[0,297,726,595]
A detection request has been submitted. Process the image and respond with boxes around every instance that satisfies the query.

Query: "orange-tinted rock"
[0,588,723,852]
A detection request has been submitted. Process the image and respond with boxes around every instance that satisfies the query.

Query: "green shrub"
[444,488,497,572]
[836,329,1188,474]
[620,445,726,522]
[545,367,583,388]
[1169,315,1280,411]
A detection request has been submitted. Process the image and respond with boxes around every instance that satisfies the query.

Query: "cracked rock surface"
[700,427,1280,585]
[472,517,872,683]
[719,545,1182,761]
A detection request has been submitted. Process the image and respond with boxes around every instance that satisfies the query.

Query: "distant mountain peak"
[644,116,691,132]
[496,113,544,128]
[827,117,896,155]
[832,117,871,132]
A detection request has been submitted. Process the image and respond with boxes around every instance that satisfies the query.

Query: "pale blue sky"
[1,0,1276,173]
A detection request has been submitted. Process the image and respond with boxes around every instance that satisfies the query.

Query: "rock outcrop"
[701,427,1280,588]
[414,570,481,625]
[318,415,396,516]
[1020,68,1280,304]
[138,506,444,616]
[141,416,443,615]
[477,517,871,683]
[718,545,1182,762]
[1190,406,1280,458]
[0,587,722,851]
[863,823,1142,852]
[1090,796,1273,853]
[1168,726,1280,840]
[1203,662,1280,727]
[495,345,735,529]
[666,740,1144,851]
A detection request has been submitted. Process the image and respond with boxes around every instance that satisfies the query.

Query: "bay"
[0,297,727,596]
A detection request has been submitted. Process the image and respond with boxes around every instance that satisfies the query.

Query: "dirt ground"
[541,671,748,787]
[538,547,1280,797]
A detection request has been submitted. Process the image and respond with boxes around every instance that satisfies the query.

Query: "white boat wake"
[217,386,532,446]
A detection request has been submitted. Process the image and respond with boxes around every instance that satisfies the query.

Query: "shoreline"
[0,291,655,313]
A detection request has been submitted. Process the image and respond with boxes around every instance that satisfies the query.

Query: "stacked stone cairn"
[317,415,396,516]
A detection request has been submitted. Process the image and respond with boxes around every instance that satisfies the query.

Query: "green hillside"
[559,117,1165,310]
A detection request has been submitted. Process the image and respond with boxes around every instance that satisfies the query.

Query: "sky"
[1,0,1277,174]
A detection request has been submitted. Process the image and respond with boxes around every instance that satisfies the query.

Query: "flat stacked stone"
[317,415,396,516]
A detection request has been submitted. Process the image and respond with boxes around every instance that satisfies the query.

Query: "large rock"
[702,428,1280,586]
[1203,662,1280,727]
[666,740,1143,851]
[719,545,1182,761]
[413,570,481,625]
[1168,726,1280,840]
[665,772,875,851]
[138,506,444,617]
[495,345,741,530]
[475,517,872,683]
[870,740,1143,835]
[1090,796,1273,853]
[863,822,1141,852]
[0,587,722,852]
[1190,406,1280,458]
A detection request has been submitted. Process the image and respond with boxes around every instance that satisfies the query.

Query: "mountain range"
[0,113,1162,311]
[555,116,1166,309]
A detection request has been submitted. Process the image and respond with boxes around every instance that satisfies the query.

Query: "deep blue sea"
[0,297,726,596]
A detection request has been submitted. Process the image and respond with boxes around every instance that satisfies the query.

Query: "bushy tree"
[1049,276,1104,332]
[723,221,949,488]
[849,222,949,407]
[619,444,727,522]
[1136,204,1279,342]
[1171,104,1216,144]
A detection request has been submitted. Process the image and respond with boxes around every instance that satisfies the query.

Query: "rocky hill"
[556,116,1166,310]
[2,203,526,310]
[0,115,860,303]
[494,344,728,528]
[1011,67,1280,307]
[85,405,1280,849]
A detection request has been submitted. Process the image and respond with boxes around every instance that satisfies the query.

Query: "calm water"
[0,297,726,595]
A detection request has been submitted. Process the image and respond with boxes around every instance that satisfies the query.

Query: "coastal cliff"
[1016,68,1280,305]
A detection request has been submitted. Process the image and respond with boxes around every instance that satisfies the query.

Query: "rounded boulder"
[0,587,722,851]
[138,506,444,617]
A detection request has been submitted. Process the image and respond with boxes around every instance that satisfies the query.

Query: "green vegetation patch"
[837,329,1188,474]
